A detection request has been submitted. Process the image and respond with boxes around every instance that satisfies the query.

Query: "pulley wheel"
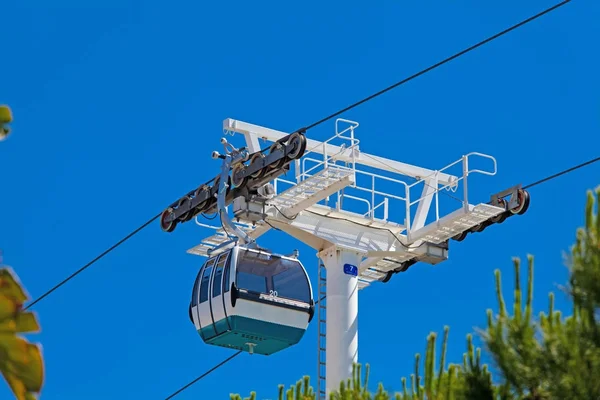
[160,208,177,233]
[510,189,530,215]
[287,132,307,160]
[178,196,194,222]
[249,153,266,179]
[472,223,486,233]
[491,197,508,224]
[193,185,210,214]
[231,163,249,188]
[268,142,286,170]
[452,231,468,242]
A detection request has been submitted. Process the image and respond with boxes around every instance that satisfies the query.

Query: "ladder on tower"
[317,262,327,400]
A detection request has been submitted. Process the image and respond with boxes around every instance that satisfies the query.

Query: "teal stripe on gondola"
[199,316,306,356]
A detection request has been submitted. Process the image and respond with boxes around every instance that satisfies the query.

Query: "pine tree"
[457,334,496,400]
[228,331,494,399]
[395,327,462,400]
[478,187,600,400]
[569,186,600,344]
[393,327,497,400]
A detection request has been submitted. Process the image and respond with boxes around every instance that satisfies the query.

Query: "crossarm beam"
[223,118,458,186]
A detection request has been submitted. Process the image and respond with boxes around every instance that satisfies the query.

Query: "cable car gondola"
[189,245,314,356]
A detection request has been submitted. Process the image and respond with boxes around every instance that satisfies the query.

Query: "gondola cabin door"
[194,256,215,341]
[194,251,231,341]
[207,251,231,337]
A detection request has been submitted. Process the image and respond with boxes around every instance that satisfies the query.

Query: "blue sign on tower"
[343,263,358,277]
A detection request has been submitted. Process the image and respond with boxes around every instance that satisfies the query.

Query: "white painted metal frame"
[193,118,502,277]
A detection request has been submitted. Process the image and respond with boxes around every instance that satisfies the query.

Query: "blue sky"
[1,0,599,399]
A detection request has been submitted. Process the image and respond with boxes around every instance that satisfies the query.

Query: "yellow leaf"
[0,319,17,334]
[0,268,28,304]
[0,105,12,124]
[4,342,44,393]
[3,370,28,400]
[0,294,18,322]
[2,334,29,361]
[21,344,43,392]
[15,313,40,334]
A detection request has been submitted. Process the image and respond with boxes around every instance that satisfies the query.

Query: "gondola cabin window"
[212,253,229,298]
[236,249,311,304]
[191,257,214,307]
[272,261,311,303]
[223,253,232,293]
[191,270,201,308]
[199,258,215,303]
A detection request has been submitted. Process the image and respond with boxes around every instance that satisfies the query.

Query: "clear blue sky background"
[1,1,599,399]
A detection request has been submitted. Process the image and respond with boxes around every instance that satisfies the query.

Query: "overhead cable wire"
[301,0,572,132]
[24,210,219,310]
[163,351,243,400]
[523,156,600,190]
[24,214,160,310]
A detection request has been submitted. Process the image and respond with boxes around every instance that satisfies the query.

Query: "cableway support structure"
[169,117,531,397]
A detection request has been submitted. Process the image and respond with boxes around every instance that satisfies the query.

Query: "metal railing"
[406,152,497,232]
[296,119,360,182]
[272,120,498,241]
[276,118,410,223]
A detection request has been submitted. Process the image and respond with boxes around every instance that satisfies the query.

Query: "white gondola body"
[189,246,314,356]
